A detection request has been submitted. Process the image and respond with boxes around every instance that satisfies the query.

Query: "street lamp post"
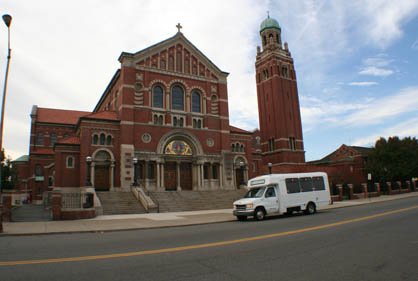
[268,162,272,175]
[86,156,92,186]
[132,157,138,187]
[0,14,12,233]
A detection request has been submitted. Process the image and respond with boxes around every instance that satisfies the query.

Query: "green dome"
[260,16,281,33]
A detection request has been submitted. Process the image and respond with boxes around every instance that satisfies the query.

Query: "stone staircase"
[149,190,247,213]
[96,191,147,215]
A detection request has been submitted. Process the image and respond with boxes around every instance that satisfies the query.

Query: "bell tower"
[255,15,305,167]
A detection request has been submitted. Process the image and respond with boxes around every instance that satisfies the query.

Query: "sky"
[1,0,418,162]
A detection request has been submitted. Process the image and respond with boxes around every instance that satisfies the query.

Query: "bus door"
[264,186,279,214]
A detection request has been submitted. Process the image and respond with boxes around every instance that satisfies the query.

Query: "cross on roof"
[176,23,182,33]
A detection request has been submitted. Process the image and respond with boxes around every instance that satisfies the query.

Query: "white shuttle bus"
[233,172,331,221]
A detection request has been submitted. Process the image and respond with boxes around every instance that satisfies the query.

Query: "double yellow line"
[1,205,417,266]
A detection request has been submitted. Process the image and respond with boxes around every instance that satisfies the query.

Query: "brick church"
[13,16,306,204]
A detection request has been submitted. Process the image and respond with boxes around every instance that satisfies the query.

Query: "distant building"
[308,145,372,185]
[13,16,308,204]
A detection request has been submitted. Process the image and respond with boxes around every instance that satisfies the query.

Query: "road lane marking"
[1,205,417,266]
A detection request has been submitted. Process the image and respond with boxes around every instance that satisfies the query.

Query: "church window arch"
[92,134,98,145]
[171,85,184,111]
[66,156,74,168]
[100,133,105,145]
[106,135,112,146]
[231,144,235,152]
[191,91,201,113]
[153,86,164,108]
[35,164,42,176]
[263,35,267,45]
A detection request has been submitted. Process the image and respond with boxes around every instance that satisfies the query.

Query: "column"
[200,164,204,189]
[91,162,96,187]
[110,161,115,191]
[176,161,181,191]
[145,160,149,190]
[156,162,161,189]
[219,163,223,189]
[161,163,165,191]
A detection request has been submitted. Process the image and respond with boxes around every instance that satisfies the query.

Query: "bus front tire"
[304,202,316,215]
[254,208,266,221]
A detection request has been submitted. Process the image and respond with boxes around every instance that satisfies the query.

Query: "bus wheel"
[254,208,265,221]
[305,202,316,215]
[237,216,247,221]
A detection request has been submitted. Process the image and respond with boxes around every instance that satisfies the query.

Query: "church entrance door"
[164,162,177,191]
[235,168,243,189]
[95,165,110,191]
[180,163,192,190]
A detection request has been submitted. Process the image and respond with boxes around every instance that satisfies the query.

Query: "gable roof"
[82,111,119,121]
[229,125,252,135]
[12,155,29,162]
[118,31,229,78]
[309,144,372,164]
[36,107,91,125]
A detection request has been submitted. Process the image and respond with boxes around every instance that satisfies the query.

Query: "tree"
[366,136,418,182]
[0,150,17,191]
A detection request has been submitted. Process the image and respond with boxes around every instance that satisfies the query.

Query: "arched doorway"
[94,150,111,191]
[164,139,193,191]
[234,157,247,189]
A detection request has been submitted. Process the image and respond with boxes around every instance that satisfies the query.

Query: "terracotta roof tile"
[83,111,118,121]
[229,125,251,134]
[37,108,90,125]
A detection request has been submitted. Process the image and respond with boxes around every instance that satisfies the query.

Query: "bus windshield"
[244,187,266,198]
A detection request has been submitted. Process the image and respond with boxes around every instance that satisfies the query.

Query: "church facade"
[14,16,306,204]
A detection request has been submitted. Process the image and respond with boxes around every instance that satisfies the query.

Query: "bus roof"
[247,172,328,188]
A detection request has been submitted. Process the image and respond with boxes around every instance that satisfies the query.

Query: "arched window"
[192,92,201,112]
[158,115,163,125]
[51,133,57,146]
[171,86,184,110]
[93,134,98,145]
[240,144,244,152]
[37,133,43,145]
[232,144,235,152]
[153,86,163,108]
[197,119,201,128]
[106,135,112,145]
[100,133,105,145]
[173,117,177,127]
[35,164,42,176]
[66,156,74,168]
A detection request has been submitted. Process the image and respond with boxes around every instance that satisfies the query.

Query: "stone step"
[149,190,247,213]
[96,191,147,215]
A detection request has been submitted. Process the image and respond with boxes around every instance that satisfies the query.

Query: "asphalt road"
[1,197,418,281]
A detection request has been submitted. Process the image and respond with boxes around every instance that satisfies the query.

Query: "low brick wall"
[60,209,95,220]
[52,187,96,220]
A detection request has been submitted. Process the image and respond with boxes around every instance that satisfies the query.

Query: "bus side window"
[265,187,276,198]
[313,176,326,190]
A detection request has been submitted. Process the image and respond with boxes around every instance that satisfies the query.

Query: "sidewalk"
[2,192,418,236]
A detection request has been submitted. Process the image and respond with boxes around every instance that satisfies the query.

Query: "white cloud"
[352,117,418,146]
[358,0,418,48]
[359,66,394,76]
[344,87,418,126]
[348,82,378,86]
